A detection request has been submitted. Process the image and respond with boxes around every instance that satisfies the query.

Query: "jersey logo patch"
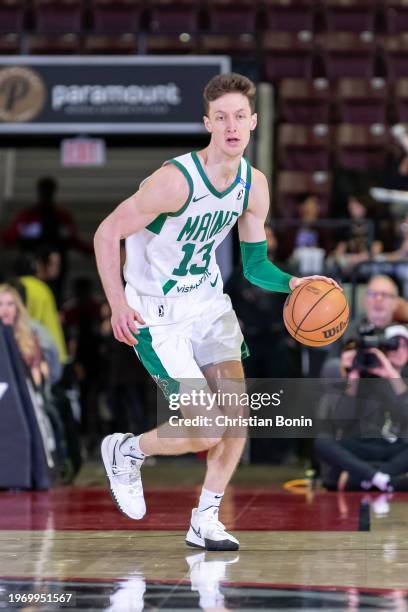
[192,194,209,202]
[158,305,165,317]
[237,189,244,200]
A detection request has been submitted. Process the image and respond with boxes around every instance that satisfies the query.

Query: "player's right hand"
[111,304,146,346]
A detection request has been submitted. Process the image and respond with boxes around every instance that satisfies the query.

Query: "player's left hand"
[289,275,342,292]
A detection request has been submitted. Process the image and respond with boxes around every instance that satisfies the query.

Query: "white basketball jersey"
[124,151,252,302]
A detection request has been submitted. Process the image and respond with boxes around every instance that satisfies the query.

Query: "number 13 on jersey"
[172,240,215,276]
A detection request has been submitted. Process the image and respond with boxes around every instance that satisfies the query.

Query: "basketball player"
[94,73,339,551]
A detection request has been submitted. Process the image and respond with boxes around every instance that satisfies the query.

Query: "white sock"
[371,472,390,492]
[198,487,224,512]
[120,434,148,460]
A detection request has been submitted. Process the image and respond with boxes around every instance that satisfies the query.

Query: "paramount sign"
[0,56,230,134]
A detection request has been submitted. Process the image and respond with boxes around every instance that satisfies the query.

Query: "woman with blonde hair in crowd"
[0,283,47,386]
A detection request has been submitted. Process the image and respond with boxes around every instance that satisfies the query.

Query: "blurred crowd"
[1,171,408,493]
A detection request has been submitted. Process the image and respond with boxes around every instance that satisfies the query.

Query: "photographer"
[321,274,400,378]
[315,324,408,492]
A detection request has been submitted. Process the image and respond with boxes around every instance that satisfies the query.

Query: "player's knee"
[193,436,223,451]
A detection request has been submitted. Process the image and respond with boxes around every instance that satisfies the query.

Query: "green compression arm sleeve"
[240,240,293,293]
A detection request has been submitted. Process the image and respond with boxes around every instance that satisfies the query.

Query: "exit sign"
[61,138,106,166]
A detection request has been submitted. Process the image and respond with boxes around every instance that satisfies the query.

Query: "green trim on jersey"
[145,159,194,235]
[146,213,167,235]
[243,158,252,212]
[192,151,242,199]
[241,339,250,360]
[162,279,177,295]
[134,328,180,400]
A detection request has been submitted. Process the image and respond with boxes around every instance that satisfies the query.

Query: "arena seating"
[278,124,332,171]
[33,0,83,34]
[90,0,142,34]
[276,170,332,216]
[324,0,378,33]
[263,32,315,81]
[336,78,388,123]
[279,78,331,123]
[317,32,378,79]
[149,0,200,34]
[264,0,315,33]
[336,123,389,170]
[0,0,25,34]
[206,0,258,34]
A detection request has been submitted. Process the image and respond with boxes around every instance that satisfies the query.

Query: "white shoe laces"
[112,458,143,497]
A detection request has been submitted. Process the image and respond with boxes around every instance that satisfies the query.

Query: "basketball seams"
[284,311,350,345]
[300,300,349,333]
[290,279,315,316]
[294,286,337,335]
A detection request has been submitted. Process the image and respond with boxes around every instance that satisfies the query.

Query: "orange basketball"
[283,280,349,347]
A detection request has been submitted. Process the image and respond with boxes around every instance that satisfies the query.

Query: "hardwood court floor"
[0,462,407,610]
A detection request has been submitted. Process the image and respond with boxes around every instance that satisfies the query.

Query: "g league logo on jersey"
[237,189,244,200]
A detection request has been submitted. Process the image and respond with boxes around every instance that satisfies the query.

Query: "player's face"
[204,93,257,157]
[0,292,18,326]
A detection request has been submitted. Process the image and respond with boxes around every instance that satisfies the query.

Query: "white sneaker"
[185,507,239,551]
[101,433,146,520]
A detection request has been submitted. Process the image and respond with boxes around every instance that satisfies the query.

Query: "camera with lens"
[352,323,399,374]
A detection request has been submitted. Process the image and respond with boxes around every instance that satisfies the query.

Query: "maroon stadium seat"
[394,79,408,122]
[279,78,331,123]
[276,170,332,217]
[33,0,83,34]
[145,33,197,54]
[199,33,256,56]
[324,0,377,32]
[91,0,142,34]
[0,0,25,34]
[263,32,315,81]
[386,0,408,34]
[336,78,388,124]
[278,124,332,171]
[383,34,408,81]
[0,33,21,53]
[207,0,258,34]
[336,123,389,170]
[27,33,81,54]
[149,0,200,34]
[264,0,315,33]
[84,33,137,54]
[318,32,377,79]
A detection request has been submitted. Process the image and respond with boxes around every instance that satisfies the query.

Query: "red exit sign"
[61,138,106,166]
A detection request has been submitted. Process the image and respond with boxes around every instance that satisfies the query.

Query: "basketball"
[283,280,349,347]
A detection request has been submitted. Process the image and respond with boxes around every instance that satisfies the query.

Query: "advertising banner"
[0,56,230,134]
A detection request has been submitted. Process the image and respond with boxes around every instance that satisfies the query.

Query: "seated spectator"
[277,193,331,274]
[329,194,383,277]
[315,324,408,492]
[321,274,401,375]
[13,252,68,364]
[2,176,93,302]
[0,283,48,387]
[7,278,63,385]
[375,213,408,262]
